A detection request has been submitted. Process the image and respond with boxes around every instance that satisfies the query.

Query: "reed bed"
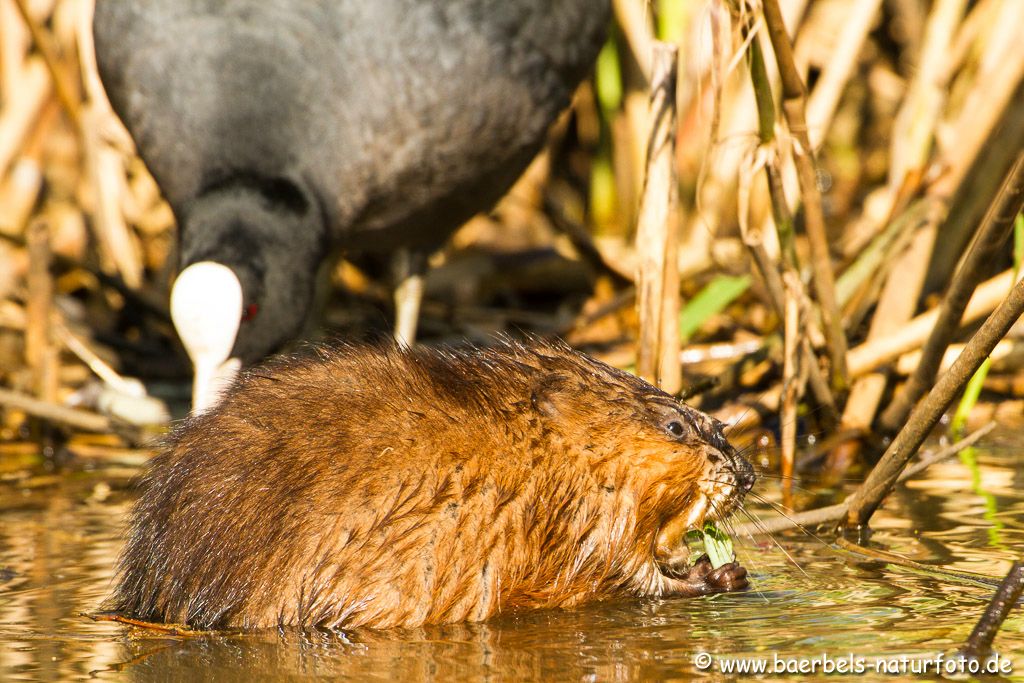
[0,0,1023,529]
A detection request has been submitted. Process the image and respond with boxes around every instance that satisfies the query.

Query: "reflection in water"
[1,433,1022,681]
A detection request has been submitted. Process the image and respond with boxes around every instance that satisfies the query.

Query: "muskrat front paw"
[670,554,749,595]
[704,561,748,592]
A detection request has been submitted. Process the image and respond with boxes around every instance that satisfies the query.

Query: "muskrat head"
[528,347,755,594]
[644,402,755,569]
[601,393,755,594]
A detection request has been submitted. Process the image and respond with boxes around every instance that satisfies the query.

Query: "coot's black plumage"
[93,0,609,409]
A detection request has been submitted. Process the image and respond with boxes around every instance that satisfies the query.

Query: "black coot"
[93,0,609,410]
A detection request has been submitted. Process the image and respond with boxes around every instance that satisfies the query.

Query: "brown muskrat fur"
[111,339,755,630]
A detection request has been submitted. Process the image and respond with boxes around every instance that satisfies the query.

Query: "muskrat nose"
[735,458,756,494]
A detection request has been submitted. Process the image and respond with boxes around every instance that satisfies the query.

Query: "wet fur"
[112,340,753,629]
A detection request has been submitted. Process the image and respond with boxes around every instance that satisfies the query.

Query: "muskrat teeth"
[683,499,709,529]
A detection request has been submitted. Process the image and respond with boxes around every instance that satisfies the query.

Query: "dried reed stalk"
[804,0,883,149]
[761,0,848,392]
[610,0,653,84]
[635,42,681,395]
[780,271,802,483]
[80,108,143,289]
[11,0,80,129]
[843,277,1024,528]
[847,268,1018,377]
[896,340,1019,377]
[889,0,967,194]
[879,152,1024,432]
[0,157,42,235]
[0,0,28,104]
[25,218,57,402]
[741,21,836,425]
[0,57,49,180]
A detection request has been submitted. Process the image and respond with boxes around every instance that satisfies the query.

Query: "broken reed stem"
[734,421,996,535]
[0,57,49,181]
[803,0,883,149]
[959,562,1024,661]
[840,209,940,435]
[635,42,681,395]
[879,152,1024,433]
[55,320,136,395]
[780,272,801,485]
[747,32,796,266]
[761,0,848,391]
[610,0,653,84]
[391,249,427,347]
[0,386,112,432]
[742,18,837,427]
[25,218,57,403]
[843,278,1024,529]
[11,0,81,131]
[847,268,1016,377]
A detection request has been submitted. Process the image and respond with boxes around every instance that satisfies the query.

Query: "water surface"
[1,430,1022,681]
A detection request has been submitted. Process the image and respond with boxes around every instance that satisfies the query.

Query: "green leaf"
[702,521,735,569]
[588,155,617,230]
[1013,212,1023,281]
[950,357,991,439]
[678,274,751,342]
[595,38,622,113]
[656,0,687,42]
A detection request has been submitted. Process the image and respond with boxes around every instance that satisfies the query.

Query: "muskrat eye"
[665,420,686,438]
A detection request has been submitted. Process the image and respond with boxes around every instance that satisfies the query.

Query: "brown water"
[1,430,1022,682]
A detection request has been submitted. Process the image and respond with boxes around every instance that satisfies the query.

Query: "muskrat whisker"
[742,491,833,550]
[739,472,833,497]
[698,474,819,500]
[736,504,810,578]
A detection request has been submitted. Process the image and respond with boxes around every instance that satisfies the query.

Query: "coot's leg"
[392,249,428,347]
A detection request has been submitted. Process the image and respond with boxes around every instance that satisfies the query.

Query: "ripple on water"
[0,435,1022,682]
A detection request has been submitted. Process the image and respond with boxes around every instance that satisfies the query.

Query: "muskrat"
[111,339,755,630]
